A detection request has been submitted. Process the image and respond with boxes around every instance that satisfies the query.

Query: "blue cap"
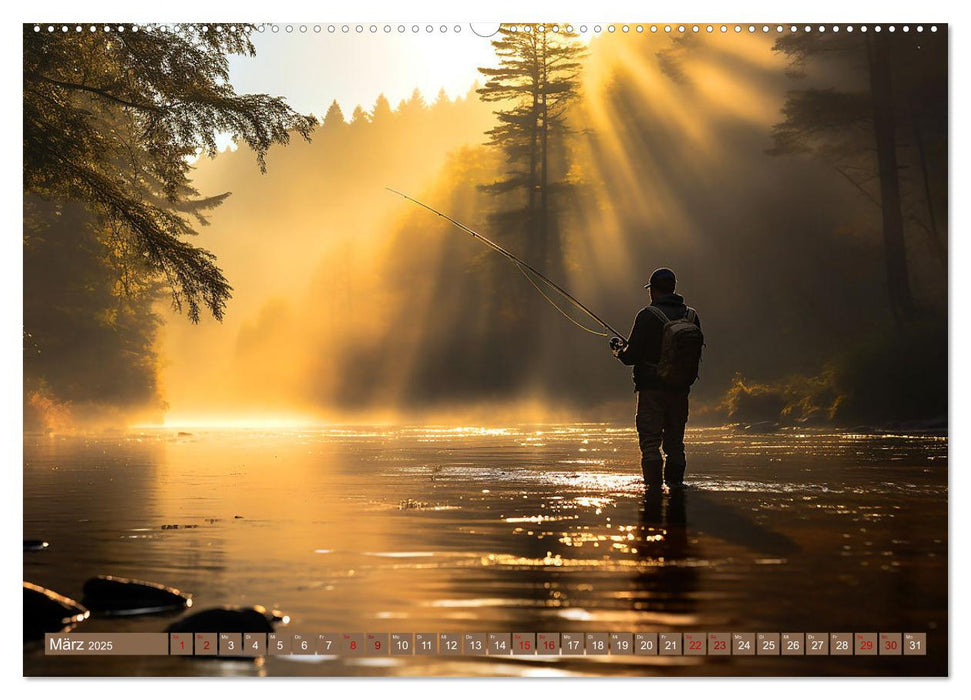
[644,267,676,289]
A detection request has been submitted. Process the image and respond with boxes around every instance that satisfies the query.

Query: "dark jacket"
[617,292,701,391]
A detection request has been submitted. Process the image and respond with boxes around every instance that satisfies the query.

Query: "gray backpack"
[647,306,704,388]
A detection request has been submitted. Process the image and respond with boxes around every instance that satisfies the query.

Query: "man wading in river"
[610,268,704,492]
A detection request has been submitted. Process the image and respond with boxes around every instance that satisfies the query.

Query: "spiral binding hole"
[27,22,945,37]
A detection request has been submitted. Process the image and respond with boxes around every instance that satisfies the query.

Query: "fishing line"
[386,187,627,342]
[514,263,608,336]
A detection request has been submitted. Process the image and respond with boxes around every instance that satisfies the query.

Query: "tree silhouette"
[397,88,427,118]
[24,196,165,428]
[323,99,347,127]
[769,30,947,322]
[477,24,585,276]
[351,105,371,125]
[23,23,317,322]
[472,24,587,394]
[371,93,393,122]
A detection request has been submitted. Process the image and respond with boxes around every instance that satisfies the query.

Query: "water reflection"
[685,490,799,559]
[632,490,697,622]
[24,425,947,676]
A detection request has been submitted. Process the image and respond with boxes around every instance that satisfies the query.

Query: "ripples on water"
[23,425,947,676]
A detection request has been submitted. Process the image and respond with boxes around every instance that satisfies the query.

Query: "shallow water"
[23,424,947,676]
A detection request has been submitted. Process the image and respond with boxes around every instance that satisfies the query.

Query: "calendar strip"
[44,632,926,657]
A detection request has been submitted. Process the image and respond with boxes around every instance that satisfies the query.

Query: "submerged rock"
[166,605,287,634]
[81,575,191,616]
[23,540,49,552]
[23,582,89,642]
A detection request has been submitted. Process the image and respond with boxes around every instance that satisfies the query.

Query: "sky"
[227,25,504,118]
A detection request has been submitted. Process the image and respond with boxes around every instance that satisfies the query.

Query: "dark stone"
[166,605,283,634]
[24,582,89,642]
[81,575,191,616]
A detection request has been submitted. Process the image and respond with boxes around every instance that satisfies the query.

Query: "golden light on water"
[131,414,322,430]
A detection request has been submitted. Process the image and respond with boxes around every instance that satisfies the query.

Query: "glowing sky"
[227,26,502,118]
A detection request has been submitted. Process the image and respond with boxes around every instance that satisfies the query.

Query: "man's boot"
[665,459,687,489]
[641,458,664,492]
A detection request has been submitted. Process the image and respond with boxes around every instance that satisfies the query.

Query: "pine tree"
[399,88,427,117]
[371,93,393,122]
[351,105,371,125]
[477,24,586,273]
[323,100,347,128]
[473,24,586,395]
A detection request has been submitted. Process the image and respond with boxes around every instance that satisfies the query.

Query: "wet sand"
[23,425,947,676]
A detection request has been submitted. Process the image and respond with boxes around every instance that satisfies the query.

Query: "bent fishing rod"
[386,187,628,343]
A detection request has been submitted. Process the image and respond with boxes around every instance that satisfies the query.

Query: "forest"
[23,24,947,430]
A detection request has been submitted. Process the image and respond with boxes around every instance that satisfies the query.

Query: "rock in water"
[23,540,50,552]
[166,605,285,635]
[81,576,192,616]
[23,582,89,642]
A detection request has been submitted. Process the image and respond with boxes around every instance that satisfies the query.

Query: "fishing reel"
[609,336,627,356]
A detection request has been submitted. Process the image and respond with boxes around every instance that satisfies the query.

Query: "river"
[23,424,947,676]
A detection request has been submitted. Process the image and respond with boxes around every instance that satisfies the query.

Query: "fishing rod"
[386,187,628,343]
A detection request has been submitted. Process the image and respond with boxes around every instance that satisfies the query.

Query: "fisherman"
[610,268,704,492]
